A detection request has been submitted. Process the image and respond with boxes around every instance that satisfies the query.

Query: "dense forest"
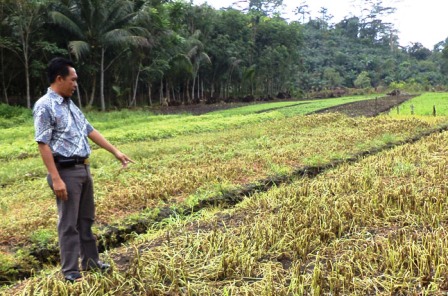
[1,0,448,110]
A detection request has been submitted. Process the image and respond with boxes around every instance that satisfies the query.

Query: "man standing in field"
[33,57,133,282]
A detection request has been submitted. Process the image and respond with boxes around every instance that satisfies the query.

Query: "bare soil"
[151,101,258,115]
[311,94,416,117]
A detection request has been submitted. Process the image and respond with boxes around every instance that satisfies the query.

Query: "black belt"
[54,156,89,167]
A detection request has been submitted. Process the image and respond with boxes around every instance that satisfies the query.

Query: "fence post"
[411,104,414,115]
[396,106,399,114]
[433,105,436,116]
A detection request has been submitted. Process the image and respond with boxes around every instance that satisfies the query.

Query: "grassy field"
[0,96,376,161]
[2,93,448,294]
[389,92,448,117]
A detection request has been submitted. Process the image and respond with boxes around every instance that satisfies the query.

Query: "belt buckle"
[83,158,90,165]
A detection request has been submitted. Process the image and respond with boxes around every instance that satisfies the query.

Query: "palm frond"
[171,54,193,74]
[199,52,212,64]
[103,29,149,48]
[68,40,90,60]
[187,45,199,58]
[49,11,84,38]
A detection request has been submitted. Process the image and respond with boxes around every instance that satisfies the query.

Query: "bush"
[0,104,32,128]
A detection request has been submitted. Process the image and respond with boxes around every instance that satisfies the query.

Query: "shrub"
[0,104,32,128]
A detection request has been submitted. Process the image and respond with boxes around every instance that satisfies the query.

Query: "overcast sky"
[193,0,448,49]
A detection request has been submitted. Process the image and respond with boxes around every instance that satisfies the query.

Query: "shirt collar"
[47,87,68,105]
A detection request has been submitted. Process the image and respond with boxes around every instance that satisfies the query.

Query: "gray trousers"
[47,164,99,275]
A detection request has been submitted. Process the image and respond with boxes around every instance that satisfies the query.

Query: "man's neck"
[49,86,69,100]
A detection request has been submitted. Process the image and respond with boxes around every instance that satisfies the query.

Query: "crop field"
[2,93,448,295]
[388,92,448,117]
[0,95,376,161]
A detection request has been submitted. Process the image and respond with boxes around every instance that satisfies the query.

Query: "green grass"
[389,92,448,116]
[0,95,376,161]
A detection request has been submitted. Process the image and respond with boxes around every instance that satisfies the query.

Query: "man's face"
[58,67,78,98]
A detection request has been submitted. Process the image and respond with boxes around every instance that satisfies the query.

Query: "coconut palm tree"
[50,0,149,110]
[186,30,211,102]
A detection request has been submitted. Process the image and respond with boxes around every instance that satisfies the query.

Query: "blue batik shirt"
[33,88,94,158]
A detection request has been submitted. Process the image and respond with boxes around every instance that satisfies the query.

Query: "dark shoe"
[84,262,110,272]
[64,272,82,283]
[96,262,110,272]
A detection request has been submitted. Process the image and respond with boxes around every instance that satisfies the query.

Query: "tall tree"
[0,0,17,104]
[186,30,211,102]
[206,8,251,99]
[295,2,309,23]
[356,0,397,45]
[50,0,149,110]
[6,0,48,108]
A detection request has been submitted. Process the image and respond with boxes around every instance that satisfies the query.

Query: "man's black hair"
[47,57,75,84]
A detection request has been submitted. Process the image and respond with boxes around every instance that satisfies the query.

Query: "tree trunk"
[19,21,31,108]
[197,74,200,101]
[130,67,141,107]
[165,80,170,103]
[22,40,31,108]
[159,78,163,104]
[201,79,204,101]
[191,73,196,102]
[88,75,97,106]
[76,85,82,107]
[2,87,7,104]
[25,59,30,108]
[100,47,106,111]
[251,78,254,96]
[148,84,152,106]
[82,87,88,106]
[186,79,190,103]
[0,48,9,104]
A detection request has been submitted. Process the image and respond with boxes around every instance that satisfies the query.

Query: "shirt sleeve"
[85,119,94,135]
[33,104,53,144]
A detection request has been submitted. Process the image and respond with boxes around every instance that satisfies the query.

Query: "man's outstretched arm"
[88,129,134,168]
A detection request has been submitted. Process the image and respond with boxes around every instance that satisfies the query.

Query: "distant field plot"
[210,95,377,116]
[0,95,375,161]
[389,92,448,116]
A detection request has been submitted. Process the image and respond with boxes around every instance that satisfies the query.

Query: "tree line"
[1,0,448,111]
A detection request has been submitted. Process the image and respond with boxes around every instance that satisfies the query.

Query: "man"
[33,57,133,282]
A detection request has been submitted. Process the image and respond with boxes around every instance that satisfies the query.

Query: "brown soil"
[151,101,257,115]
[311,94,416,117]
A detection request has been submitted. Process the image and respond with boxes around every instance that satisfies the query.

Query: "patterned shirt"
[33,88,94,158]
